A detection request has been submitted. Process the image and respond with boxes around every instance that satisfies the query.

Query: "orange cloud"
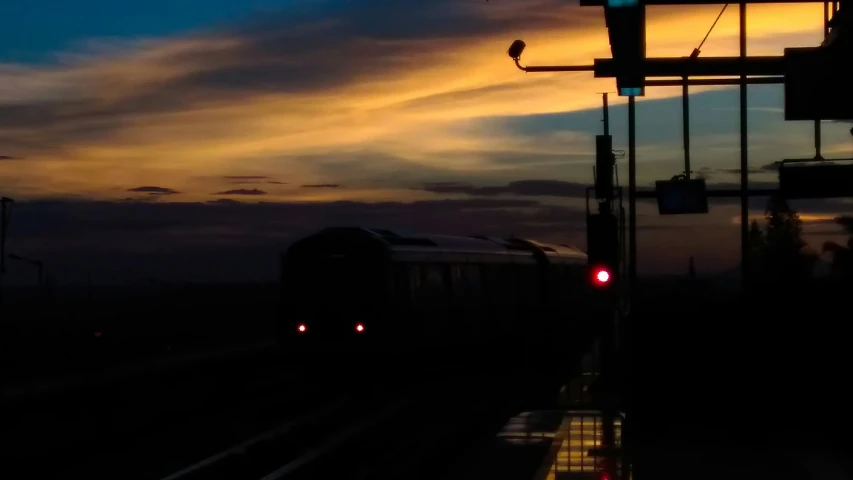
[0,1,836,204]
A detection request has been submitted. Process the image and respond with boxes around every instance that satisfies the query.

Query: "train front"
[278,229,391,356]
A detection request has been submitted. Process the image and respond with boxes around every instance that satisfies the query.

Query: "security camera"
[507,40,526,60]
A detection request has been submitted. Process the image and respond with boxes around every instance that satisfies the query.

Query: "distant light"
[297,324,307,333]
[601,472,612,480]
[355,323,364,333]
[594,269,611,285]
[94,332,102,338]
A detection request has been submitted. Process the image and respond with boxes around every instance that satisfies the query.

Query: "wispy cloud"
[420,179,589,198]
[0,1,831,201]
[0,1,845,276]
[127,185,180,195]
[214,188,267,195]
[223,175,270,180]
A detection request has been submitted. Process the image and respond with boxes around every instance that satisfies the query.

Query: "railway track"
[0,348,305,479]
[3,348,563,480]
[157,367,550,480]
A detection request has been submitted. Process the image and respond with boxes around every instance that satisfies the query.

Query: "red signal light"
[355,323,365,333]
[592,268,611,285]
[297,324,307,333]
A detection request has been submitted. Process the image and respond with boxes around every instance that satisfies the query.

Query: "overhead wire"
[693,4,729,56]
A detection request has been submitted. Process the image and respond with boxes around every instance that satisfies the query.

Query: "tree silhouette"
[821,216,853,282]
[746,219,766,280]
[747,195,816,288]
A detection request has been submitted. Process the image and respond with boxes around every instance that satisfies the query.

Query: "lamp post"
[507,41,637,282]
[8,253,43,287]
[508,40,595,73]
[507,40,629,480]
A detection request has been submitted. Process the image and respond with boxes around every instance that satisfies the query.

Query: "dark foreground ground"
[1,278,851,478]
[631,278,852,476]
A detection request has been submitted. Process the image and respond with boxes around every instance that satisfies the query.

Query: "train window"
[410,263,448,308]
[461,265,482,299]
[479,263,500,308]
[548,265,563,297]
[391,264,411,306]
[563,265,578,287]
[450,265,466,300]
[449,264,482,301]
[408,264,422,294]
[517,264,539,305]
[425,264,448,306]
[497,264,517,305]
[561,266,571,292]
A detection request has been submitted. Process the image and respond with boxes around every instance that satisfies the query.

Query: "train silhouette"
[279,227,609,374]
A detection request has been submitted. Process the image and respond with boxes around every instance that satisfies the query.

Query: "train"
[278,227,607,373]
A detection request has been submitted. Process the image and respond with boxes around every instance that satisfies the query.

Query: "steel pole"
[628,97,637,285]
[739,3,750,290]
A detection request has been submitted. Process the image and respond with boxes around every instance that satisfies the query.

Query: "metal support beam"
[513,59,594,73]
[627,97,637,285]
[682,78,691,178]
[646,76,783,86]
[815,0,831,159]
[599,94,614,216]
[739,2,750,290]
[634,188,777,198]
[815,119,823,159]
[517,57,785,78]
[594,56,784,77]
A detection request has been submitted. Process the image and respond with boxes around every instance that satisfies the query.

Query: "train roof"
[288,227,587,265]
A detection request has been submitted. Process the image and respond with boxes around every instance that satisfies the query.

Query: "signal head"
[507,40,526,60]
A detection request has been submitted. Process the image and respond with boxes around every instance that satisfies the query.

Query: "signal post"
[586,94,627,480]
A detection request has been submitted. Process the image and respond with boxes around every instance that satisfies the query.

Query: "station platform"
[444,409,625,480]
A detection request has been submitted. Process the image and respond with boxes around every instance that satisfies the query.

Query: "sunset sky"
[0,0,851,284]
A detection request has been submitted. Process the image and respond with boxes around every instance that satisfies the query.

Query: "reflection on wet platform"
[493,410,625,480]
[546,411,623,479]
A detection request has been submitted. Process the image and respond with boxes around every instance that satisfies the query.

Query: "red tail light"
[355,323,365,333]
[297,324,307,333]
